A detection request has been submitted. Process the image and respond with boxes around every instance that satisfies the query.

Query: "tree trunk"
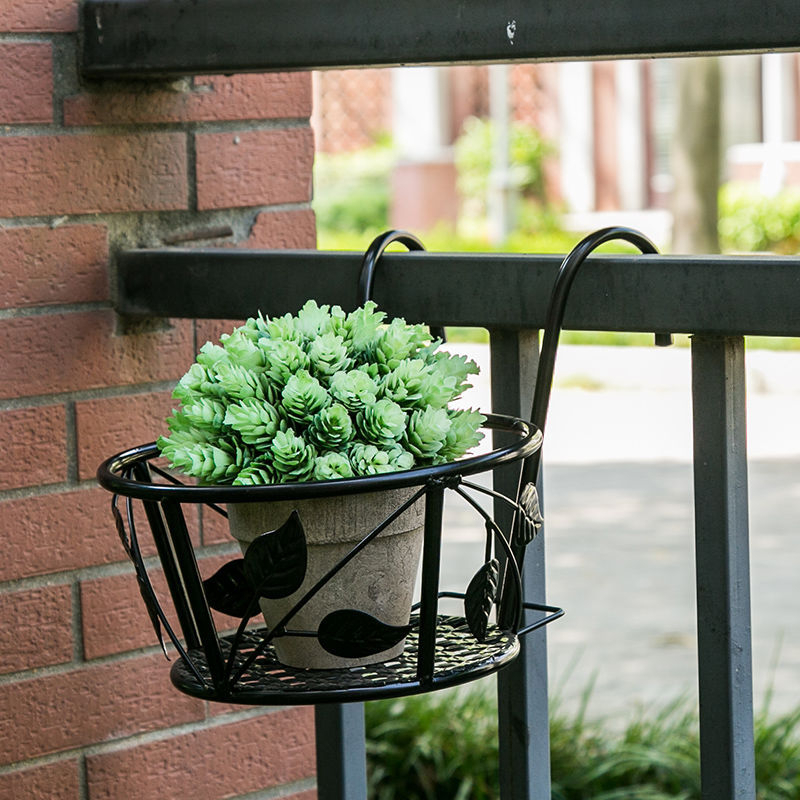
[671,57,721,254]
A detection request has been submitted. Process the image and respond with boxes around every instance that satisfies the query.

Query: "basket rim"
[97,411,541,503]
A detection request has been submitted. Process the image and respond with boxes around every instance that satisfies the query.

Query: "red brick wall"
[0,7,317,799]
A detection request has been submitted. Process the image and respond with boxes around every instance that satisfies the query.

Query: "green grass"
[364,688,800,799]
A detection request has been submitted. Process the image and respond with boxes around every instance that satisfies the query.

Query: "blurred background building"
[311,55,800,252]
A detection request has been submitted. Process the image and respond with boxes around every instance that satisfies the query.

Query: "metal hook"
[498,225,663,628]
[358,230,447,342]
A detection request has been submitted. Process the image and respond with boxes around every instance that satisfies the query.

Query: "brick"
[195,318,244,347]
[0,488,133,582]
[0,584,72,674]
[81,569,171,661]
[64,72,311,126]
[196,127,313,210]
[75,390,175,481]
[86,708,315,800]
[0,224,109,309]
[80,553,234,660]
[0,311,193,400]
[0,653,204,763]
[0,760,80,800]
[0,133,187,217]
[246,209,317,249]
[0,0,77,32]
[0,43,53,124]
[0,405,66,491]
[201,502,233,546]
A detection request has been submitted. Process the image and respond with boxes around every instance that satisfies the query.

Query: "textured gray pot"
[227,487,425,669]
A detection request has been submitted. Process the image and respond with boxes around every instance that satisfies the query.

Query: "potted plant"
[157,299,486,669]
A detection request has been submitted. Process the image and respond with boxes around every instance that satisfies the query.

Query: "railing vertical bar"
[490,329,551,800]
[314,704,368,800]
[417,483,445,684]
[691,335,756,800]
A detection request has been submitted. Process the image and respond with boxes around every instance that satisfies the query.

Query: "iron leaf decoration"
[202,559,254,618]
[111,496,132,558]
[465,558,499,642]
[318,609,412,659]
[135,568,169,658]
[243,510,308,599]
[517,482,544,545]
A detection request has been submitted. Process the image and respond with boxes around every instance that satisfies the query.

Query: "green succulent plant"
[158,300,486,485]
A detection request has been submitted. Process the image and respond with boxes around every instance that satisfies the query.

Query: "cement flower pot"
[227,486,425,669]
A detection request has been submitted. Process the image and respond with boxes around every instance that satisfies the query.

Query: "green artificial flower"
[415,371,459,409]
[328,305,348,341]
[260,338,310,387]
[356,398,407,447]
[215,362,270,401]
[219,329,266,370]
[295,299,333,339]
[232,457,277,486]
[384,444,416,472]
[307,403,354,450]
[308,331,352,380]
[196,340,230,370]
[404,407,451,459]
[380,358,428,407]
[224,398,282,446]
[344,301,386,356]
[172,363,224,404]
[437,408,487,463]
[426,351,480,402]
[270,429,316,482]
[178,397,228,433]
[160,300,486,485]
[282,369,331,424]
[349,443,395,476]
[329,369,379,412]
[313,452,355,481]
[371,317,431,371]
[158,438,250,484]
[263,312,303,344]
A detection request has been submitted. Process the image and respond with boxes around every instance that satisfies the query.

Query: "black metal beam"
[82,0,800,78]
[115,248,800,337]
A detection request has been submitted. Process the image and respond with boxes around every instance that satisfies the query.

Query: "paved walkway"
[439,342,800,719]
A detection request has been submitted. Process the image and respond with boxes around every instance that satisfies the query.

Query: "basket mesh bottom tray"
[171,614,520,704]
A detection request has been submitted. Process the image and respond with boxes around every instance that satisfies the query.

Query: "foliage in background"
[313,142,393,234]
[313,147,800,351]
[365,688,800,799]
[719,182,800,254]
[454,116,554,217]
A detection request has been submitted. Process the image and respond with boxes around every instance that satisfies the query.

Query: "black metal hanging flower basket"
[97,226,658,705]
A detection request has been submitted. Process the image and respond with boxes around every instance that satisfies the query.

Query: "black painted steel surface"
[83,0,800,77]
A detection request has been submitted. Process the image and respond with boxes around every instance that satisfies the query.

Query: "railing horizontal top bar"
[117,249,800,337]
[82,0,800,78]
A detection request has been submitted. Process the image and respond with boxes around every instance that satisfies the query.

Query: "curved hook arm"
[530,225,658,436]
[498,226,659,628]
[357,229,446,342]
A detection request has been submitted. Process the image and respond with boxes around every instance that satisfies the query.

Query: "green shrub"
[313,144,394,234]
[718,182,800,253]
[365,688,800,799]
[454,116,554,220]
